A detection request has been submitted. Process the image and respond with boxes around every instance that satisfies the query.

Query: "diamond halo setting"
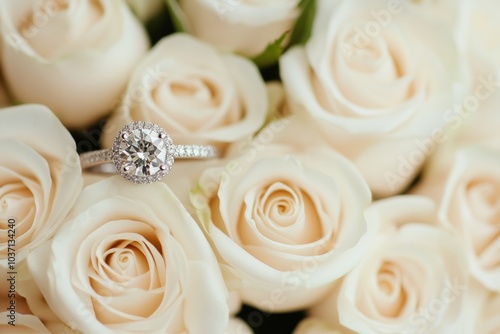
[112,121,175,184]
[79,121,219,184]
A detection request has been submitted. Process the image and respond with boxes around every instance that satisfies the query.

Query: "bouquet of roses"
[0,0,499,333]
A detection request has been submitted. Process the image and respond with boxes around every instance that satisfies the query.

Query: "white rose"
[177,0,300,57]
[191,116,373,311]
[410,50,500,200]
[27,176,229,333]
[0,0,149,129]
[445,50,500,145]
[125,0,164,22]
[468,0,500,67]
[293,318,343,334]
[404,0,469,40]
[102,33,268,149]
[439,143,500,292]
[0,104,82,268]
[280,0,470,197]
[476,293,500,333]
[311,196,470,334]
[225,317,253,334]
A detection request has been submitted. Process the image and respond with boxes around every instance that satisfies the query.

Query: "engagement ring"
[80,121,219,184]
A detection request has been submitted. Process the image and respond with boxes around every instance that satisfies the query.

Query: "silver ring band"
[79,121,219,184]
[80,145,218,169]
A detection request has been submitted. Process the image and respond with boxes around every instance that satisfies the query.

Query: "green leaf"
[251,32,289,68]
[164,0,186,32]
[288,0,316,47]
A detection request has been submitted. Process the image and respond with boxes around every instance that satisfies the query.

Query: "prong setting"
[112,121,175,184]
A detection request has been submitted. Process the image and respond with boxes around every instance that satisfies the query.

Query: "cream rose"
[439,143,500,292]
[280,0,470,197]
[102,33,268,150]
[468,0,500,67]
[27,176,229,333]
[191,116,373,311]
[0,104,82,268]
[476,293,500,333]
[293,318,343,334]
[405,0,468,39]
[24,236,248,333]
[225,317,253,334]
[410,50,500,200]
[0,0,149,129]
[125,0,164,22]
[177,0,300,57]
[445,50,500,146]
[311,196,470,334]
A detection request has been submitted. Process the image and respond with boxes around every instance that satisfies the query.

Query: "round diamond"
[112,122,174,183]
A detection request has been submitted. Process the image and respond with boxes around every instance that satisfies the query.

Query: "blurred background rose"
[476,293,500,333]
[0,0,149,129]
[176,0,300,57]
[405,0,468,40]
[280,0,470,198]
[428,143,500,292]
[409,28,500,207]
[468,0,500,68]
[125,0,164,22]
[293,317,343,334]
[311,196,471,334]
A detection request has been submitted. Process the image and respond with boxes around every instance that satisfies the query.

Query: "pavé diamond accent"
[79,122,220,184]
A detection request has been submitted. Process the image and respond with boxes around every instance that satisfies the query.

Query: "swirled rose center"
[106,243,149,278]
[258,182,322,243]
[88,230,166,323]
[466,179,500,269]
[144,65,242,132]
[467,180,500,224]
[236,180,325,261]
[154,76,221,110]
[172,79,215,104]
[370,261,407,318]
[0,182,32,217]
[233,179,331,270]
[261,187,298,228]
